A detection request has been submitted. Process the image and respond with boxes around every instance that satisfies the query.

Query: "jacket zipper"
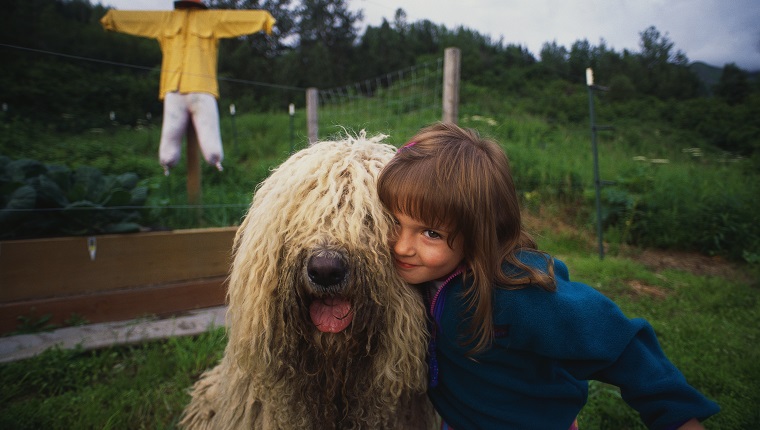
[427,266,465,388]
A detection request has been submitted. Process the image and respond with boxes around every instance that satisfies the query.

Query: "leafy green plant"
[6,312,90,336]
[0,156,148,240]
[63,313,89,328]
[13,314,58,335]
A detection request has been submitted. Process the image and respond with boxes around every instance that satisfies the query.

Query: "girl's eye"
[423,229,442,239]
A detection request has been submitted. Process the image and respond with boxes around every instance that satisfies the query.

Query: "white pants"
[159,91,224,173]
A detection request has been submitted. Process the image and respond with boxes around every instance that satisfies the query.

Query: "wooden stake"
[443,47,461,124]
[306,87,319,144]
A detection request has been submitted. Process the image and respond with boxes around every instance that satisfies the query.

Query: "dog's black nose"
[307,254,347,287]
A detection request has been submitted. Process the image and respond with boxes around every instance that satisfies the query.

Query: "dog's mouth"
[309,297,354,333]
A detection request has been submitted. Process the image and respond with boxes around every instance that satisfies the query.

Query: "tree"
[293,0,363,87]
[539,40,569,80]
[639,26,681,67]
[568,40,592,83]
[207,0,298,110]
[608,74,636,102]
[636,26,698,99]
[715,63,750,105]
[210,0,297,58]
[406,20,444,58]
[392,8,407,33]
[358,19,409,78]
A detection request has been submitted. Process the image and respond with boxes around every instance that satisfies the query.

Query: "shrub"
[0,156,148,240]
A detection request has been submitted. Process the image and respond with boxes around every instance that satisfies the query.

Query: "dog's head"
[225,134,428,382]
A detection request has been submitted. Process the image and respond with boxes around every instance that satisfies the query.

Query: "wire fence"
[1,43,449,237]
[4,43,587,236]
[317,58,443,144]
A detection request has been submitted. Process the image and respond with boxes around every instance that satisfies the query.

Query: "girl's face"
[390,211,464,285]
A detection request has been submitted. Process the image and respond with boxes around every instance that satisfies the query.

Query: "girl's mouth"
[394,259,417,270]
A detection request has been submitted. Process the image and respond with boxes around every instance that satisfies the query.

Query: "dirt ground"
[632,248,750,281]
[522,210,756,286]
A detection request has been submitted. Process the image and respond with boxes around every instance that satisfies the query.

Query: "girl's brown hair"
[377,122,556,354]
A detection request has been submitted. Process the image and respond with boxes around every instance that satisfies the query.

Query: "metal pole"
[586,68,605,260]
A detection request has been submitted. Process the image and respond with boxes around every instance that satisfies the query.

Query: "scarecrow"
[101,0,275,174]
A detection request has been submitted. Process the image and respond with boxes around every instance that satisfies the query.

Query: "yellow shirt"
[101,9,275,100]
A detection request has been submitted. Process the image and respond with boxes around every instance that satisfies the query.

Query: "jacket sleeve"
[211,10,275,38]
[100,10,171,39]
[541,260,720,429]
[577,322,720,429]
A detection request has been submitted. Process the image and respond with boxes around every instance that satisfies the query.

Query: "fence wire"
[317,58,443,144]
[2,43,450,235]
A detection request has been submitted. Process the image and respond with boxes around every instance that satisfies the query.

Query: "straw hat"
[174,0,207,9]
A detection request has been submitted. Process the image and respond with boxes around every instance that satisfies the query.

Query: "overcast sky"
[99,0,760,71]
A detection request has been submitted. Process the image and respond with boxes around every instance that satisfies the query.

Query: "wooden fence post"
[442,47,461,124]
[306,87,318,144]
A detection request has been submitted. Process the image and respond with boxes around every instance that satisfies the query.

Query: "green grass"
[0,227,757,428]
[456,103,758,260]
[0,329,226,430]
[544,230,759,428]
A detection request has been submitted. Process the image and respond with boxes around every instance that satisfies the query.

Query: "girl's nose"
[393,231,414,257]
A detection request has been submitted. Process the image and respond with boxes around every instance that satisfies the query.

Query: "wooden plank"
[0,227,237,302]
[0,277,227,335]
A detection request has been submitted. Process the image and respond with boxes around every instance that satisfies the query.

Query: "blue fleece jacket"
[427,252,719,429]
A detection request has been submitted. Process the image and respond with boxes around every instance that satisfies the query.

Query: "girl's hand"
[677,418,705,430]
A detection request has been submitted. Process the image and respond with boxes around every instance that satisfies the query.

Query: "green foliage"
[715,63,751,105]
[1,0,162,130]
[607,74,636,102]
[294,0,363,88]
[671,95,760,156]
[0,156,148,239]
[589,158,759,262]
[456,85,758,262]
[8,312,90,336]
[357,19,414,78]
[13,313,58,335]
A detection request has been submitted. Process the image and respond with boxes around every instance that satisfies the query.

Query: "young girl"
[377,122,719,429]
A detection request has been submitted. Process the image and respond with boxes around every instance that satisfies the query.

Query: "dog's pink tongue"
[309,298,353,333]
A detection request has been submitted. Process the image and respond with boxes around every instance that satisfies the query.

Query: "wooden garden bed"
[0,227,237,335]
